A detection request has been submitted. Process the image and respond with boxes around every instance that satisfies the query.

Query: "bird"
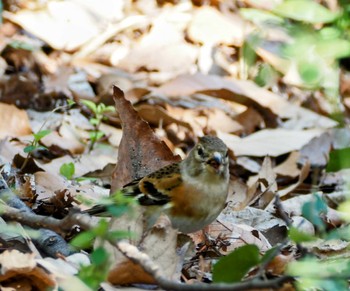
[85,135,230,234]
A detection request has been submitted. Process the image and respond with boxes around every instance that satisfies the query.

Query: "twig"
[0,204,95,235]
[115,241,294,291]
[0,204,295,290]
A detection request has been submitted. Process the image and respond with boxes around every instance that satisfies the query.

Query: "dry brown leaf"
[155,73,337,129]
[274,151,301,178]
[34,171,70,199]
[6,0,124,51]
[0,139,26,164]
[0,103,32,138]
[266,253,295,276]
[41,131,84,155]
[118,12,197,78]
[234,107,265,135]
[0,250,56,289]
[188,6,246,46]
[298,132,332,168]
[103,211,180,285]
[276,161,310,198]
[218,128,326,157]
[39,148,118,178]
[111,86,181,191]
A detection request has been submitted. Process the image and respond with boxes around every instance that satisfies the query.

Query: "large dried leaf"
[0,250,56,289]
[188,6,246,45]
[118,11,197,77]
[218,128,325,157]
[6,0,124,50]
[111,86,180,191]
[155,73,337,129]
[0,103,32,138]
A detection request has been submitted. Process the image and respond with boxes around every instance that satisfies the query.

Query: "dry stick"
[114,241,294,291]
[1,205,294,290]
[0,204,95,235]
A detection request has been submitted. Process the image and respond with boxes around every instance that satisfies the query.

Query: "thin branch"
[115,241,294,291]
[1,204,295,290]
[0,204,95,235]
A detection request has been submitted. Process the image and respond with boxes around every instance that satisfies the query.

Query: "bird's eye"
[197,147,204,156]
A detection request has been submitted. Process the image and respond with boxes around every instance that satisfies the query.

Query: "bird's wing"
[122,163,182,206]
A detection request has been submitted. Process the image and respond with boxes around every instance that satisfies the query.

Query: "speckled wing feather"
[83,163,183,215]
[122,163,182,206]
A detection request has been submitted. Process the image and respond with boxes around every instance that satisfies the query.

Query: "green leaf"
[91,247,109,265]
[213,244,260,283]
[326,148,350,172]
[93,219,109,237]
[70,231,96,248]
[302,194,327,232]
[24,145,36,153]
[89,118,100,126]
[81,100,97,112]
[288,226,316,243]
[9,40,35,51]
[240,8,284,26]
[106,204,130,218]
[33,129,51,142]
[288,257,350,290]
[105,106,115,112]
[260,246,278,265]
[67,99,76,106]
[255,64,278,87]
[89,131,105,141]
[60,162,75,180]
[273,0,339,24]
[298,61,322,85]
[108,230,134,240]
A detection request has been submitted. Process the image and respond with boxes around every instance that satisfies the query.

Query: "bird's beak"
[207,152,223,170]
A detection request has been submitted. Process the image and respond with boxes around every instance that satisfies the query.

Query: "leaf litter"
[0,0,350,289]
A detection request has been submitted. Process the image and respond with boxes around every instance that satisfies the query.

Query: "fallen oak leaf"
[111,85,181,191]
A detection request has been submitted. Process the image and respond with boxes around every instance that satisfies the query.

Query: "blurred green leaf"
[255,63,278,87]
[108,230,135,240]
[33,129,51,142]
[107,204,130,218]
[91,247,109,265]
[89,118,99,126]
[60,162,75,180]
[93,219,109,237]
[298,61,322,85]
[273,0,339,24]
[326,148,350,172]
[240,8,284,26]
[213,244,260,283]
[71,231,95,249]
[81,100,97,112]
[288,257,350,290]
[289,226,316,243]
[338,200,350,222]
[78,247,109,289]
[89,131,105,141]
[9,40,35,51]
[23,145,36,153]
[302,195,327,232]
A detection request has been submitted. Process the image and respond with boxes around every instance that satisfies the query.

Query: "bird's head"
[186,136,229,178]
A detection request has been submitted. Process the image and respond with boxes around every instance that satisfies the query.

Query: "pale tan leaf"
[218,129,326,157]
[0,103,32,138]
[6,0,124,50]
[188,6,246,46]
[155,73,337,129]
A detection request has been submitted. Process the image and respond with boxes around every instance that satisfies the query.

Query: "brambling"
[86,136,230,233]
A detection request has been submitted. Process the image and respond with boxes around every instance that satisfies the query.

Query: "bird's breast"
[167,174,229,233]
